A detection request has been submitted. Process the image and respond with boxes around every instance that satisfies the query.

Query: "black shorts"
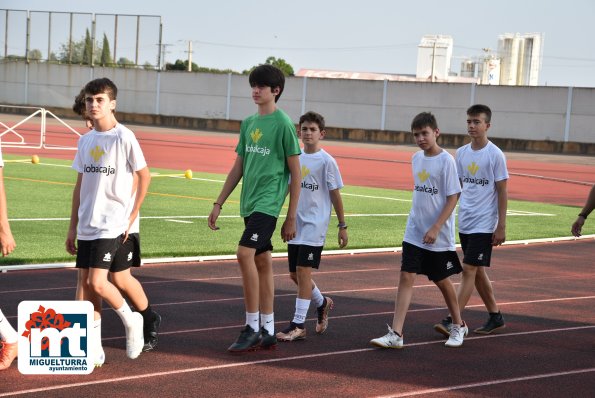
[76,234,141,271]
[401,241,462,282]
[239,212,277,255]
[288,244,323,272]
[111,233,141,272]
[459,233,493,267]
[76,236,122,270]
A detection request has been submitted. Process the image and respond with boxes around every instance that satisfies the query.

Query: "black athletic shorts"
[288,244,323,272]
[459,233,493,267]
[239,212,277,255]
[76,236,122,270]
[401,241,462,282]
[111,233,141,272]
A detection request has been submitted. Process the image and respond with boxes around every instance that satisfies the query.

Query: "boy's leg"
[370,271,415,349]
[88,267,144,359]
[0,308,18,370]
[277,265,310,342]
[435,277,468,347]
[76,268,104,366]
[473,267,505,334]
[457,264,479,310]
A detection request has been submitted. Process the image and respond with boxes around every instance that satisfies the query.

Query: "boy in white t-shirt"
[66,78,152,360]
[276,111,348,342]
[370,112,468,349]
[0,147,18,371]
[434,104,508,337]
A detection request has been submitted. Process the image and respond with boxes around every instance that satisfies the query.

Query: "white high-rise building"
[416,35,453,81]
[497,33,543,86]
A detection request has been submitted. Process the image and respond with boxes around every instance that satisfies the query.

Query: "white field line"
[1,324,593,397]
[1,235,594,272]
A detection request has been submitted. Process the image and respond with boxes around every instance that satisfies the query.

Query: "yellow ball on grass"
[184,169,193,179]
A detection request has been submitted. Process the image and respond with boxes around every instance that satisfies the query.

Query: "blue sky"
[4,0,595,87]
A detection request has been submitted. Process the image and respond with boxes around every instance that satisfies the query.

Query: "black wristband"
[578,213,588,219]
[213,202,223,209]
[337,222,348,229]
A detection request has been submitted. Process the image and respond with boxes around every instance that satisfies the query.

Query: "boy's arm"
[571,184,595,237]
[493,179,508,245]
[208,155,243,230]
[66,173,83,255]
[125,166,151,241]
[423,193,459,244]
[0,168,16,256]
[330,189,348,248]
[280,155,301,242]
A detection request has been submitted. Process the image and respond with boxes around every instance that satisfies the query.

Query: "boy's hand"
[65,229,77,255]
[281,217,296,242]
[208,206,221,231]
[0,231,16,257]
[338,229,348,248]
[423,226,440,244]
[571,217,584,237]
[492,224,506,246]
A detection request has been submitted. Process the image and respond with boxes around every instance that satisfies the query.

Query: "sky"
[3,0,595,88]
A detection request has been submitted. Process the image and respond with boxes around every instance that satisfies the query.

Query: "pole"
[187,40,192,71]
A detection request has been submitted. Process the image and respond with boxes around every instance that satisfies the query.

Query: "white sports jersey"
[456,141,508,234]
[289,149,344,246]
[403,150,461,251]
[72,124,146,240]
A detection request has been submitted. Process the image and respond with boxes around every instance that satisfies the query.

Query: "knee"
[289,272,298,284]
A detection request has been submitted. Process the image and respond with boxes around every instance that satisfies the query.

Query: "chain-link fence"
[0,9,162,69]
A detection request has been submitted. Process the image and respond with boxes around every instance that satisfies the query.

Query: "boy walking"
[434,104,508,337]
[208,65,301,352]
[370,112,467,349]
[71,86,161,366]
[66,78,153,360]
[276,111,348,342]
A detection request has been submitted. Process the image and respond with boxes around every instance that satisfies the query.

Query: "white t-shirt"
[456,141,509,234]
[72,124,146,240]
[403,150,461,252]
[289,149,344,247]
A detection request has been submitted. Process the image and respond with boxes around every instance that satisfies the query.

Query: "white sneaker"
[94,346,105,367]
[370,325,403,349]
[125,312,145,359]
[445,322,467,347]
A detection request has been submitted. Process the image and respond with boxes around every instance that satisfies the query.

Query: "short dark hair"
[84,78,118,101]
[299,111,325,131]
[72,88,86,116]
[249,64,285,102]
[411,112,438,131]
[467,104,491,123]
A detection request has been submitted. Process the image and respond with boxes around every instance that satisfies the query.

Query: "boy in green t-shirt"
[208,64,301,352]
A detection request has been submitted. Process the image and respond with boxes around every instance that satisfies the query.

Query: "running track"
[1,116,595,396]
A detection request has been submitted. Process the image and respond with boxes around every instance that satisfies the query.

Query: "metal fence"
[0,9,162,68]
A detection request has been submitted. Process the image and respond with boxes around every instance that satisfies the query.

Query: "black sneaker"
[259,327,278,350]
[228,325,261,353]
[433,316,452,338]
[474,312,505,335]
[143,311,162,352]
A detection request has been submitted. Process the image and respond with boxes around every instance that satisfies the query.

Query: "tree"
[28,49,43,61]
[244,56,295,76]
[117,57,135,68]
[99,34,113,66]
[82,29,93,65]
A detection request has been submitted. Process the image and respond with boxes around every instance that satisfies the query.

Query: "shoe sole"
[473,324,506,335]
[370,341,403,349]
[277,335,306,342]
[228,344,260,353]
[444,342,463,347]
[433,324,451,338]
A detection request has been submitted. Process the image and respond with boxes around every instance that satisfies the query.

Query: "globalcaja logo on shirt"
[18,301,96,374]
[300,165,319,191]
[245,128,271,157]
[84,145,115,175]
[414,169,438,196]
[463,162,489,186]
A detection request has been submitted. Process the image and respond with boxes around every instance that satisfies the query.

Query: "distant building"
[416,35,454,81]
[497,33,543,86]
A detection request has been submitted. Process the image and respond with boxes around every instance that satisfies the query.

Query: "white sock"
[94,318,103,349]
[0,309,18,343]
[292,298,310,325]
[246,311,259,332]
[311,285,324,308]
[114,300,135,327]
[260,312,274,335]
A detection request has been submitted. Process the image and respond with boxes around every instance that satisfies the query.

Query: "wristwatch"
[578,213,588,219]
[337,222,348,230]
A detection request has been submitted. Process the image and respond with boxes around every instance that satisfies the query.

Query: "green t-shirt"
[236,108,301,218]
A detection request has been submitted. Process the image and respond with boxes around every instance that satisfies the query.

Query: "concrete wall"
[1,60,594,146]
